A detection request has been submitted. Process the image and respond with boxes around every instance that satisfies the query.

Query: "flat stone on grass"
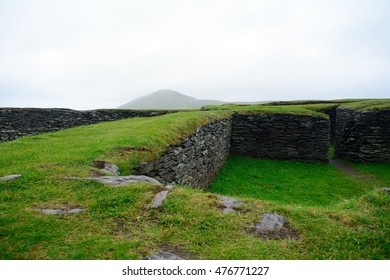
[255,213,286,231]
[150,185,174,209]
[218,195,243,213]
[252,213,300,240]
[380,188,390,195]
[91,161,120,176]
[67,175,162,186]
[37,208,85,215]
[144,251,184,260]
[93,175,162,186]
[0,174,22,181]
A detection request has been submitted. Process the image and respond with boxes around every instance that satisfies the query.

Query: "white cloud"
[0,0,389,109]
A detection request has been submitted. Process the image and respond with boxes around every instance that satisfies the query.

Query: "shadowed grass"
[209,156,376,207]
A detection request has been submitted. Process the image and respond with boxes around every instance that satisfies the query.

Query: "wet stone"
[38,208,85,215]
[150,185,174,209]
[252,213,300,240]
[218,195,243,213]
[255,213,286,231]
[69,175,162,186]
[0,174,22,181]
[92,161,120,176]
[144,251,184,260]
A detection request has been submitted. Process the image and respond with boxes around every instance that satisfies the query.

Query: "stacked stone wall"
[335,108,390,162]
[324,107,337,144]
[230,114,330,162]
[133,118,232,188]
[0,108,171,142]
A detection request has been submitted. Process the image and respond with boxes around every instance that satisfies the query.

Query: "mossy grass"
[209,156,378,207]
[204,98,390,115]
[339,99,390,111]
[203,104,337,118]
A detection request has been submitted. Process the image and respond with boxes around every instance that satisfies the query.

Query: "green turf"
[1,109,389,260]
[203,104,331,118]
[204,98,390,114]
[340,99,390,111]
[209,156,377,207]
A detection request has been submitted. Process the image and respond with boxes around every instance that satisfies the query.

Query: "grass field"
[1,108,389,260]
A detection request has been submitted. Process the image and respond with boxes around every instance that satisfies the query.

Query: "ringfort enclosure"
[0,99,389,259]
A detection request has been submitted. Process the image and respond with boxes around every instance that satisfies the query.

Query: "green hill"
[118,89,224,110]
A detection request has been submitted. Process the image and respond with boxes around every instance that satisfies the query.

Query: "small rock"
[218,195,243,213]
[94,175,162,186]
[92,161,120,176]
[40,209,66,215]
[251,213,300,240]
[38,208,85,215]
[68,175,162,186]
[150,185,174,209]
[66,208,85,214]
[0,174,22,181]
[144,251,184,260]
[380,188,390,195]
[255,213,286,231]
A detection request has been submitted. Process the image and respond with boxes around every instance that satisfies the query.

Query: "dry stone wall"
[230,114,330,162]
[0,108,171,142]
[133,118,232,188]
[335,108,390,162]
[324,107,337,144]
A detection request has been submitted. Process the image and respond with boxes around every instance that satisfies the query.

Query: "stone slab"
[380,188,390,195]
[38,208,85,215]
[255,213,286,231]
[218,195,242,213]
[150,185,174,209]
[0,174,22,181]
[144,251,184,260]
[68,175,162,186]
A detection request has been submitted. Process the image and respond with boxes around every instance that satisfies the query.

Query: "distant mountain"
[117,89,224,110]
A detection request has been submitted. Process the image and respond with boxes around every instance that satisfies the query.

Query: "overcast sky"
[0,0,389,109]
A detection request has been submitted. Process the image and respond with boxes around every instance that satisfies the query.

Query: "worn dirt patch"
[91,160,107,169]
[89,170,104,177]
[110,218,132,236]
[251,225,300,240]
[329,160,374,180]
[329,159,359,175]
[153,185,169,194]
[115,147,153,157]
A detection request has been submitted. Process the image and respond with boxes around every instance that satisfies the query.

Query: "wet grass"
[209,156,377,207]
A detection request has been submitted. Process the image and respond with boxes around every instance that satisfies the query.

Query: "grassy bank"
[0,111,230,178]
